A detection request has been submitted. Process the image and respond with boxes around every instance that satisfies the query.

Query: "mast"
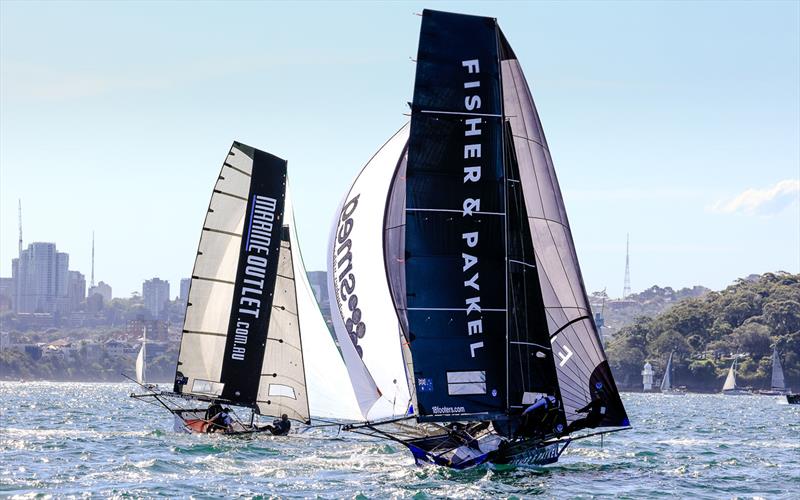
[18,199,22,257]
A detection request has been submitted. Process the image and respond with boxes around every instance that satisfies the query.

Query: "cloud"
[711,179,800,216]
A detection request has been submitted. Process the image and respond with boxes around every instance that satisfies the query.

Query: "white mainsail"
[286,188,362,421]
[327,124,412,420]
[722,358,737,392]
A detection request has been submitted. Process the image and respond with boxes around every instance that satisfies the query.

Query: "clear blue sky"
[1,0,798,299]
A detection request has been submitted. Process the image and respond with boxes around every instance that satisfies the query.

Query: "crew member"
[566,382,607,434]
[264,414,291,436]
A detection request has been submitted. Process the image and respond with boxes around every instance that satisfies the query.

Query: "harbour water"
[1,382,798,498]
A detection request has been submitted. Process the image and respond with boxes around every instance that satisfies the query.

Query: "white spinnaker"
[135,344,145,385]
[286,188,362,421]
[176,144,253,398]
[327,124,412,420]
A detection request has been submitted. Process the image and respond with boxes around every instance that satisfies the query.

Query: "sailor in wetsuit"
[566,382,607,434]
[516,394,559,438]
[264,413,291,436]
[207,405,234,433]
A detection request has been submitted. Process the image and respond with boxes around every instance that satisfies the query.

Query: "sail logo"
[461,58,485,360]
[232,194,277,361]
[334,194,367,358]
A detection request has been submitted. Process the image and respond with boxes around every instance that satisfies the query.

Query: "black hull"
[787,394,800,405]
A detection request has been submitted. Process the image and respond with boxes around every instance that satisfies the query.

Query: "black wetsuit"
[268,418,291,436]
[566,398,605,434]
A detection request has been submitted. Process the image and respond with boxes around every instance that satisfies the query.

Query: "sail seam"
[192,276,235,285]
[420,109,502,118]
[203,227,242,238]
[407,307,507,312]
[213,189,248,201]
[223,162,252,177]
[183,329,227,338]
[406,208,505,216]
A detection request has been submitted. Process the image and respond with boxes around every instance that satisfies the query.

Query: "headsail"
[497,25,627,429]
[771,348,786,392]
[286,187,362,421]
[173,142,310,422]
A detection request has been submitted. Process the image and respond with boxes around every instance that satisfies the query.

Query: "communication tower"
[623,233,631,299]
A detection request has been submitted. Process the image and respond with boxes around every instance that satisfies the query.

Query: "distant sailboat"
[134,326,154,389]
[131,142,361,434]
[660,351,685,395]
[722,354,750,396]
[758,347,787,395]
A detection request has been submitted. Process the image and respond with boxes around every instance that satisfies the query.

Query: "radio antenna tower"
[91,231,95,288]
[623,233,631,299]
[18,199,22,256]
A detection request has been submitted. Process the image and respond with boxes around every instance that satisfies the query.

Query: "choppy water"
[1,382,798,498]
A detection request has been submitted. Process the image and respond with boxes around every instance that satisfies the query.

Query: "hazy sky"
[1,0,798,299]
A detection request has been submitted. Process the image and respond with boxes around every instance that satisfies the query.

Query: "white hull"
[722,389,752,396]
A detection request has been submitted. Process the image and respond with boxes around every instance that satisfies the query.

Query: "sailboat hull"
[722,389,752,396]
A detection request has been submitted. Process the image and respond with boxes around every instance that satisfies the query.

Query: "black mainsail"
[336,9,629,468]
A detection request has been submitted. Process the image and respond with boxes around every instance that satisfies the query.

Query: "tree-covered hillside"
[606,272,800,392]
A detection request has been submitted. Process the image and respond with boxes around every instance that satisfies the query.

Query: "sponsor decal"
[461,58,485,360]
[431,405,466,415]
[333,195,367,357]
[231,195,278,361]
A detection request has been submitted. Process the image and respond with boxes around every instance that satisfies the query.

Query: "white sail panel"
[256,234,309,422]
[135,345,145,385]
[285,189,362,421]
[722,363,737,391]
[175,144,254,399]
[327,124,412,420]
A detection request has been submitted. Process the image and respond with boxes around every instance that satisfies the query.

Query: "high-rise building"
[14,242,71,313]
[307,270,331,323]
[179,278,191,304]
[88,280,112,304]
[67,271,86,312]
[0,277,13,312]
[143,278,170,318]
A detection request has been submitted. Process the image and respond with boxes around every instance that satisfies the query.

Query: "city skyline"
[1,1,798,298]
